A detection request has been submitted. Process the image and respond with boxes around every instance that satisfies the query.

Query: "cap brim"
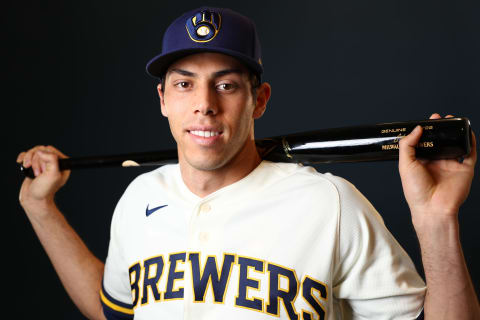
[146,47,263,79]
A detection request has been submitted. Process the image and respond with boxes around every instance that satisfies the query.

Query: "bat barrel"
[277,117,472,164]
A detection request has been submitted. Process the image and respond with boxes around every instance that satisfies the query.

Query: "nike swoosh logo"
[146,204,168,217]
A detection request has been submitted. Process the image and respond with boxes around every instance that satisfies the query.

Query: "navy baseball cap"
[146,7,263,79]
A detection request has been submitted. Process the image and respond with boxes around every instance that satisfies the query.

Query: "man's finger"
[23,145,47,168]
[45,145,69,159]
[23,150,33,167]
[17,152,26,163]
[37,150,60,173]
[31,150,42,176]
[463,130,477,166]
[399,125,423,164]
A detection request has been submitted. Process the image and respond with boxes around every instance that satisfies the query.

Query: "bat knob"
[19,163,35,179]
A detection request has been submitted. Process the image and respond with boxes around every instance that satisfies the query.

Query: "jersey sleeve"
[327,174,426,319]
[101,192,135,319]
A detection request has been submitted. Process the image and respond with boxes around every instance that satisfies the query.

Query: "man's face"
[158,52,268,172]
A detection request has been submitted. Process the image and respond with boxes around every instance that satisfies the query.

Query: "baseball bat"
[19,117,472,179]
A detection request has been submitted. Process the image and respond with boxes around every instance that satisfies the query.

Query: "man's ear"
[157,83,168,117]
[253,82,271,119]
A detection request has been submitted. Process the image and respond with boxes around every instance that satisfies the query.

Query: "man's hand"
[17,145,70,217]
[399,113,477,229]
[17,146,106,319]
[399,113,479,319]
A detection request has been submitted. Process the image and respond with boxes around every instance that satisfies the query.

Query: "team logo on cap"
[185,10,221,43]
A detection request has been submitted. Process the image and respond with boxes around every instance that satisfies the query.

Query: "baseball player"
[17,7,479,320]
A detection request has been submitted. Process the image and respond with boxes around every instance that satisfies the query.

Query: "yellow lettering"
[382,144,399,150]
[417,141,434,148]
[381,127,406,134]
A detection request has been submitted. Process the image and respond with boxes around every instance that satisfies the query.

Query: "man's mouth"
[189,130,221,138]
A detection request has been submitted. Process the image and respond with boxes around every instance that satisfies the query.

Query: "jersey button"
[200,203,211,214]
[199,232,209,243]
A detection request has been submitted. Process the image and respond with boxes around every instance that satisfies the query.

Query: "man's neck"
[179,142,262,198]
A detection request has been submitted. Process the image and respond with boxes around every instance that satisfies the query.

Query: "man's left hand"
[398,113,477,230]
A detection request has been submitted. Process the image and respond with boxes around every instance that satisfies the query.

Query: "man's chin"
[183,155,229,172]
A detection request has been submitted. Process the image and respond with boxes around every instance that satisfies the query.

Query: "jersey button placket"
[197,202,212,245]
[198,232,209,243]
[184,202,206,315]
[199,203,211,214]
[187,202,213,250]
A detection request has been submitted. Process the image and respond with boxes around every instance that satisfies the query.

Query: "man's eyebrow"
[213,68,245,78]
[167,68,245,78]
[168,68,196,77]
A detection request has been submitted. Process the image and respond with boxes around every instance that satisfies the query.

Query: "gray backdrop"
[7,0,479,318]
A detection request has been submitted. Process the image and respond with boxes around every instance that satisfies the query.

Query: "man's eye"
[217,83,236,91]
[175,81,190,89]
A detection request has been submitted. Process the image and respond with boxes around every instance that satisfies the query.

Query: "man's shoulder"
[265,161,351,184]
[138,163,179,180]
[262,161,357,196]
[123,164,181,194]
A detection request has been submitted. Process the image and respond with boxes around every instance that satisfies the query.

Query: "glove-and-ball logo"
[186,10,221,43]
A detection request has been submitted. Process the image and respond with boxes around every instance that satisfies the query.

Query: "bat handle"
[19,163,35,179]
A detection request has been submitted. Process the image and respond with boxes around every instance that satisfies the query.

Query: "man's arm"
[399,114,480,319]
[18,146,106,320]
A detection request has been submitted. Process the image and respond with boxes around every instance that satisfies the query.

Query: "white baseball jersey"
[100,161,426,319]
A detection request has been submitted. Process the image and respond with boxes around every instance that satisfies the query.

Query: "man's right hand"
[17,146,106,319]
[17,145,70,216]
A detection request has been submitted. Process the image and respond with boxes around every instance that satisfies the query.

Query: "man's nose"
[194,85,218,116]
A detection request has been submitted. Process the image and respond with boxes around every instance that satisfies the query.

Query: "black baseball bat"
[19,117,472,179]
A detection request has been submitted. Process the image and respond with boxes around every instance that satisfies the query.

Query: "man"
[17,7,479,319]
